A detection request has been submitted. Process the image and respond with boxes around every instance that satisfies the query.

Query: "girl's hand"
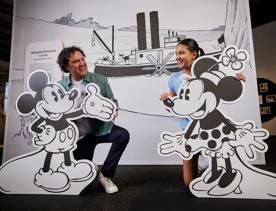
[160,92,171,101]
[235,72,246,82]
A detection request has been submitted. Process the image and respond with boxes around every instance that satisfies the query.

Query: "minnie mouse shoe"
[192,167,225,191]
[208,169,242,196]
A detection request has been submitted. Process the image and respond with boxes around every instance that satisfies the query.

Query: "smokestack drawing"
[150,11,160,49]
[136,12,147,50]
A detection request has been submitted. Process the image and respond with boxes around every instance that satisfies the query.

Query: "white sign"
[24,40,64,88]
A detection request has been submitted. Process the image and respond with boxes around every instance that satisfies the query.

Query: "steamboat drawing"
[92,11,225,78]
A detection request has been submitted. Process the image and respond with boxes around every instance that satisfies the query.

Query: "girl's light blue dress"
[168,71,191,130]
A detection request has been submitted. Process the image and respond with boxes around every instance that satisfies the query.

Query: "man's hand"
[82,83,116,121]
[158,132,191,159]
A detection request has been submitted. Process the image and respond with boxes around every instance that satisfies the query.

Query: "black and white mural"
[158,46,276,199]
[4,0,263,166]
[0,70,116,194]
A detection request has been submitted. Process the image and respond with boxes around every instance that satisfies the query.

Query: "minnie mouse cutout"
[158,46,276,199]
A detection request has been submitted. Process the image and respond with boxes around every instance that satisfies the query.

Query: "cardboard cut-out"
[0,70,116,194]
[158,46,276,199]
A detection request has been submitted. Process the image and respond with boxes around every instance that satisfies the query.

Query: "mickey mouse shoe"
[34,168,70,192]
[57,161,94,182]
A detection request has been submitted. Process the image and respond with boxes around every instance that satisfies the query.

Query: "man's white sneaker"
[92,161,99,173]
[98,172,119,194]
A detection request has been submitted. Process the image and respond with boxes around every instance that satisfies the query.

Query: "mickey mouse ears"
[27,70,49,93]
[16,70,50,115]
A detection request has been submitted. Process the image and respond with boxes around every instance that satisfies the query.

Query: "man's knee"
[118,127,130,145]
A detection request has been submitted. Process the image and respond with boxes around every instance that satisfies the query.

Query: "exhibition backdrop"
[3,0,265,165]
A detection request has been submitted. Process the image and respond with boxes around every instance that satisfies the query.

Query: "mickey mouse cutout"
[158,46,276,199]
[0,70,116,194]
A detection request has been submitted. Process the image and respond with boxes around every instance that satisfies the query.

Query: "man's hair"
[57,46,86,73]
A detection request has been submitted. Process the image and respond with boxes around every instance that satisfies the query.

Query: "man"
[57,46,129,194]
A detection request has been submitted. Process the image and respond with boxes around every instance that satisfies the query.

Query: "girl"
[160,38,245,187]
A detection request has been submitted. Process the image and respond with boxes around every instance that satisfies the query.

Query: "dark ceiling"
[0,0,275,63]
[249,0,275,28]
[0,0,12,62]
